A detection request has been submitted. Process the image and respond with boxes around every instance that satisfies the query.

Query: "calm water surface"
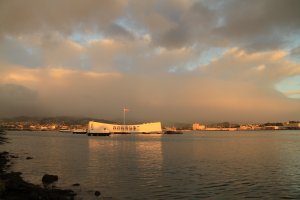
[2,131,300,199]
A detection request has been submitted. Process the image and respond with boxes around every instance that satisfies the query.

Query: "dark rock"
[26,156,33,160]
[72,183,80,187]
[4,172,75,199]
[10,155,19,158]
[42,174,58,185]
[95,190,101,197]
[1,152,76,199]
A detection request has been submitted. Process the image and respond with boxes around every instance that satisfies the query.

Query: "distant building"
[239,125,251,130]
[239,124,261,130]
[263,126,280,130]
[284,122,300,129]
[29,125,37,130]
[192,123,206,130]
[50,125,56,130]
[40,126,48,131]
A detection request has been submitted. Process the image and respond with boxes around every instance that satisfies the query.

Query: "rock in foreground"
[0,152,76,200]
[42,174,58,186]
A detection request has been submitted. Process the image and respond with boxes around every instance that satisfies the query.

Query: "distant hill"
[0,116,116,125]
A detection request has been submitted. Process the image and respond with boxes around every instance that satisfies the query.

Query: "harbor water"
[2,131,300,199]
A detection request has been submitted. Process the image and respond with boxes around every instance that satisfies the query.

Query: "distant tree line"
[0,116,115,125]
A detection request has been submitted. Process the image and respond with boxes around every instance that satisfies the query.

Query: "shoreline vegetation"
[0,129,76,200]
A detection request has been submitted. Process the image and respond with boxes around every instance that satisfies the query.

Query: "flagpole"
[123,108,126,125]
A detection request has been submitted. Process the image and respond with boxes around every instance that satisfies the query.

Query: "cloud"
[290,46,300,62]
[1,0,300,52]
[200,48,300,83]
[1,0,300,123]
[1,48,300,122]
[0,36,42,67]
[124,0,300,51]
[85,37,198,73]
[40,34,85,68]
[104,23,135,41]
[0,83,40,117]
[0,0,127,36]
[215,0,300,51]
[127,0,216,49]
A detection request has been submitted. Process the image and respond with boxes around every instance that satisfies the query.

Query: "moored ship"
[59,129,72,133]
[72,129,87,134]
[164,130,183,134]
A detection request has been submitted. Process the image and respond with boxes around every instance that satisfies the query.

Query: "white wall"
[88,121,162,133]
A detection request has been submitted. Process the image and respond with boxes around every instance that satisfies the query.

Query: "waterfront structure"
[284,122,300,129]
[239,125,257,130]
[72,129,87,134]
[192,123,206,130]
[205,127,238,131]
[87,121,162,134]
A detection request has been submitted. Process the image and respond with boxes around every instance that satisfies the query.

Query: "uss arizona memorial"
[88,121,162,135]
[86,108,182,136]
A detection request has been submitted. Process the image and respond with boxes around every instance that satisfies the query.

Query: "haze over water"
[3,131,300,199]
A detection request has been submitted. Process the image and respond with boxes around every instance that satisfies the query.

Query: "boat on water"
[72,129,87,134]
[142,132,161,134]
[87,130,111,136]
[164,130,183,134]
[59,129,72,133]
[113,132,131,134]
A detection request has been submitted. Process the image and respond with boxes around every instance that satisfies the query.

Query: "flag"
[123,108,129,112]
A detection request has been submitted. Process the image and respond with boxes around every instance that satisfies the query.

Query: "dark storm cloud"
[0,0,126,36]
[127,0,217,49]
[291,46,300,57]
[215,0,300,51]
[125,0,300,50]
[0,84,40,117]
[105,23,135,41]
[1,0,299,51]
[0,36,42,67]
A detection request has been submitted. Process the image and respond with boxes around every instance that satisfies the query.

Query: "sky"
[1,0,300,123]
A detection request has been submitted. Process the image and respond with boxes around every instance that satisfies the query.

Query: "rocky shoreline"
[0,151,76,200]
[0,130,76,200]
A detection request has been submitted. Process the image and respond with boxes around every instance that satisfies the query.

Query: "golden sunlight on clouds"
[270,51,287,61]
[226,48,287,62]
[1,0,300,121]
[254,64,266,71]
[49,68,75,79]
[87,39,115,46]
[3,72,37,83]
[203,48,300,83]
[1,67,39,85]
[84,71,121,78]
[1,45,299,122]
[283,90,300,96]
[0,67,122,93]
[142,34,152,43]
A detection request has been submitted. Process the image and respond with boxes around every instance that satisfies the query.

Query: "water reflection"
[87,134,163,198]
[158,132,300,199]
[4,131,300,199]
[4,132,90,187]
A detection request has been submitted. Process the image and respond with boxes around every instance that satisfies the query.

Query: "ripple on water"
[4,131,300,199]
